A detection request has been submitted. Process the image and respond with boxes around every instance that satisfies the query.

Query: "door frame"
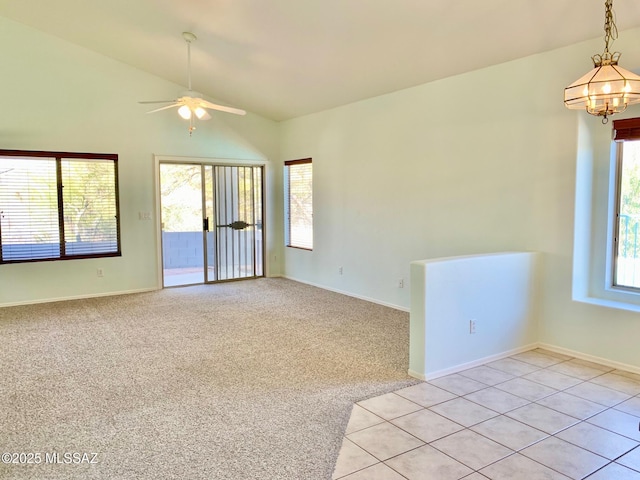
[153,155,266,288]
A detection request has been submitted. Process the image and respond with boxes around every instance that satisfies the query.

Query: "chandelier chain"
[603,0,618,54]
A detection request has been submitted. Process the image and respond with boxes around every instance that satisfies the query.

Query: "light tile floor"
[332,349,640,480]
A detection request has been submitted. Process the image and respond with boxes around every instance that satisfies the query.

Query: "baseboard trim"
[409,343,540,381]
[282,275,409,312]
[0,287,159,308]
[538,343,640,376]
[409,342,640,381]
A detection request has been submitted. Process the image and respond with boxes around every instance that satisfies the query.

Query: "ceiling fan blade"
[200,100,246,116]
[138,100,178,104]
[145,103,181,114]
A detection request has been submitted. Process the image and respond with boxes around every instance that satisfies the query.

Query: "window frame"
[0,149,121,264]
[611,118,640,291]
[284,158,313,251]
[572,116,640,312]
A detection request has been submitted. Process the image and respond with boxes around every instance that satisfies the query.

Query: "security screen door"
[160,163,264,287]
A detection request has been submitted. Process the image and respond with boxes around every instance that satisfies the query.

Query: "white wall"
[279,27,640,369]
[0,17,282,305]
[410,252,539,380]
[4,13,640,372]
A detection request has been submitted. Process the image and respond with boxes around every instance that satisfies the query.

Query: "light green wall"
[280,27,640,368]
[3,13,640,370]
[0,17,282,305]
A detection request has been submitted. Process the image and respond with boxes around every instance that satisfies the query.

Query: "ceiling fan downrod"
[182,32,197,92]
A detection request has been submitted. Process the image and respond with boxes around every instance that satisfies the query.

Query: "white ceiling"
[2,0,640,121]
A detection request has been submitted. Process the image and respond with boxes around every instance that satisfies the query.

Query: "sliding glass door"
[160,162,263,287]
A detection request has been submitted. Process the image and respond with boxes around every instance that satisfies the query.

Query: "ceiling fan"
[139,32,246,135]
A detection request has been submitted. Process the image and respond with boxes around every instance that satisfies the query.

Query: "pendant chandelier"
[564,0,640,123]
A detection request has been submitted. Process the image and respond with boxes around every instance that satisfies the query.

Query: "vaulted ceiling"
[2,0,640,121]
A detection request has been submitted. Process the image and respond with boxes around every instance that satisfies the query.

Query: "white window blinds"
[0,150,121,263]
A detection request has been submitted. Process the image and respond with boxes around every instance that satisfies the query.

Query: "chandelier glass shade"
[564,0,640,123]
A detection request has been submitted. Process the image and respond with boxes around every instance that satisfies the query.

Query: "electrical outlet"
[96,268,104,278]
[338,266,343,275]
[469,319,477,334]
[398,279,404,288]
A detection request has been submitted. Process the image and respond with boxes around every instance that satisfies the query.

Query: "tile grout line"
[334,350,640,479]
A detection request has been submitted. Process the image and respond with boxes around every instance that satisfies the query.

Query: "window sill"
[286,245,313,251]
[573,292,640,313]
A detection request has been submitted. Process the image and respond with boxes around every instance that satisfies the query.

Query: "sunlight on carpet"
[0,278,417,479]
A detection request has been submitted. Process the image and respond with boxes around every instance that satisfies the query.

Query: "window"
[284,158,312,250]
[613,118,640,289]
[0,150,121,263]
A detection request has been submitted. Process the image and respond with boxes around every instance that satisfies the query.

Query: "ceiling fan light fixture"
[194,107,207,119]
[178,105,192,119]
[564,0,640,123]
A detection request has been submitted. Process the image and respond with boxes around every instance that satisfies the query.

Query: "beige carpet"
[0,278,417,479]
